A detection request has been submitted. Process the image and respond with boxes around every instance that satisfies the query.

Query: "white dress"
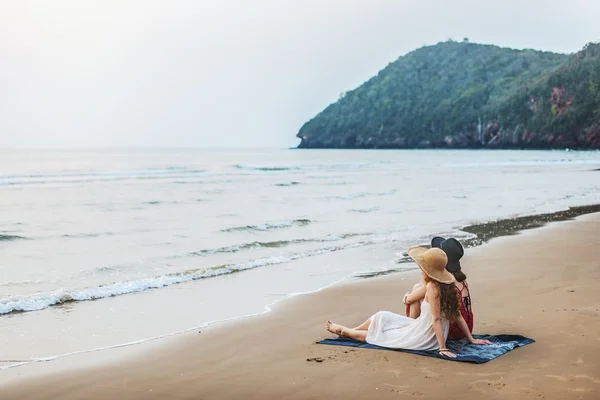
[365,301,449,350]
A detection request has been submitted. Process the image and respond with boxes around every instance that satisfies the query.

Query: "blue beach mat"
[318,334,534,364]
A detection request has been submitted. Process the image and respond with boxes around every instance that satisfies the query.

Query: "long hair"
[452,269,467,282]
[425,277,460,322]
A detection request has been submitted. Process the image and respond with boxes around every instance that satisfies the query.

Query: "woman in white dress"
[326,246,491,358]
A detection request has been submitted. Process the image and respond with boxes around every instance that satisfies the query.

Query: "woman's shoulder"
[425,281,439,295]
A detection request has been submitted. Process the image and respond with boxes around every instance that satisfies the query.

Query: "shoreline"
[2,213,600,399]
[0,204,597,368]
[0,274,350,374]
[2,205,600,373]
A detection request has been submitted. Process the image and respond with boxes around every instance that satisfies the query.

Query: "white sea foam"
[0,275,351,371]
[0,237,384,315]
[0,224,424,316]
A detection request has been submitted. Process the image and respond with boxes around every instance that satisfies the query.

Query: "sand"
[2,213,600,399]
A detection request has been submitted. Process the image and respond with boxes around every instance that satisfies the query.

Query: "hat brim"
[408,246,454,284]
[445,259,461,273]
[431,236,446,249]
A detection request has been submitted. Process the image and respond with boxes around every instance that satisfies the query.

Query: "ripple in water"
[221,219,312,233]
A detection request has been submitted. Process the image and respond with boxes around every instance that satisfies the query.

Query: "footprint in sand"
[468,379,507,394]
[418,366,442,379]
[546,374,600,384]
[577,307,600,318]
[545,374,570,382]
[455,371,505,377]
[383,384,423,397]
[574,374,600,384]
[388,369,402,378]
[568,388,592,393]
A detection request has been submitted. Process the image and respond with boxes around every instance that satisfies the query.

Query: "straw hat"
[408,246,454,284]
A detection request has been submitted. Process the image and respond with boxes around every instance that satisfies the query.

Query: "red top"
[448,280,473,340]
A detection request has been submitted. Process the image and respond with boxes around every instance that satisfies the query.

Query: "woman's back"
[456,279,469,298]
[448,279,473,340]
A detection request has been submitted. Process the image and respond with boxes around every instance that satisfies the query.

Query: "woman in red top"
[404,237,473,340]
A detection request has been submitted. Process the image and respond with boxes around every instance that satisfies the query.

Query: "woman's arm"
[403,285,426,305]
[426,283,456,358]
[455,314,492,345]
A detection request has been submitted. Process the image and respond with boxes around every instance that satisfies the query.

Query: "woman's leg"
[351,317,372,331]
[340,328,367,341]
[407,283,424,319]
[327,321,367,342]
[408,301,421,319]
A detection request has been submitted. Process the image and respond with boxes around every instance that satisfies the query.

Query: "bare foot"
[326,320,345,337]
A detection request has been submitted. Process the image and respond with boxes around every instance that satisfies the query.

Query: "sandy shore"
[2,213,600,399]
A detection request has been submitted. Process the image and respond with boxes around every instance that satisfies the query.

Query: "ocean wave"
[332,189,396,200]
[0,276,352,372]
[94,266,120,273]
[353,267,415,279]
[0,279,46,287]
[233,161,389,172]
[0,236,388,315]
[275,182,301,187]
[0,234,27,241]
[221,219,312,233]
[234,165,296,171]
[187,241,295,256]
[0,225,476,315]
[180,234,360,257]
[0,168,205,180]
[142,201,181,206]
[324,181,350,186]
[0,169,207,187]
[445,159,600,168]
[0,175,202,187]
[171,179,235,185]
[61,232,115,239]
[350,206,381,213]
[187,240,296,256]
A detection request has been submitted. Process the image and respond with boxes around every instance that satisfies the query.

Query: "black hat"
[431,237,464,272]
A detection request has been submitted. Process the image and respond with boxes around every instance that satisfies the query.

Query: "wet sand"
[2,213,600,399]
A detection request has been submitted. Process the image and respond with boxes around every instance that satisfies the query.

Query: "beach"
[2,212,599,399]
[3,149,599,368]
[3,2,600,398]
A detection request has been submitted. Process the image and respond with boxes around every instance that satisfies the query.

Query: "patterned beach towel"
[317,334,534,364]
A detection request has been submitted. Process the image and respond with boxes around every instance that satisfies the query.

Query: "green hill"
[296,40,600,149]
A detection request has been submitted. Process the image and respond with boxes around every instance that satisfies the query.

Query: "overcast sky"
[1,0,599,149]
